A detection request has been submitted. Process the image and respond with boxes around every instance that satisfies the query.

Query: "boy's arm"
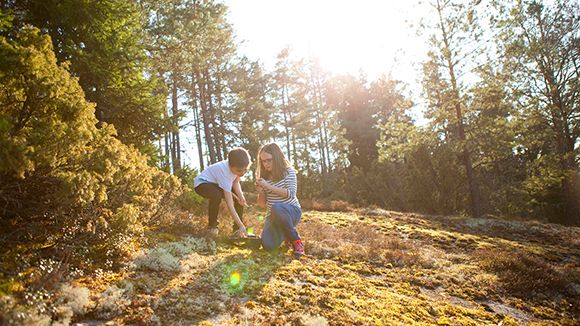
[223,191,247,236]
[232,176,247,206]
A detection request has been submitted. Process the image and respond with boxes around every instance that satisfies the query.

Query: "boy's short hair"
[228,147,251,168]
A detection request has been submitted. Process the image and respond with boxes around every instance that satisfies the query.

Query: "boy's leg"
[194,183,223,228]
[260,217,284,251]
[270,203,302,242]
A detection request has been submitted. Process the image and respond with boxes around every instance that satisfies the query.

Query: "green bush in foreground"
[0,25,187,277]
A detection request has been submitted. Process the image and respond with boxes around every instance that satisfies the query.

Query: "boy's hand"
[238,226,247,238]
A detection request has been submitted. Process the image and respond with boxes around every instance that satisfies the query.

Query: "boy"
[194,147,251,238]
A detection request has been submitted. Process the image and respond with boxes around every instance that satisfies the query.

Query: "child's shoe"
[292,239,305,259]
[207,227,219,239]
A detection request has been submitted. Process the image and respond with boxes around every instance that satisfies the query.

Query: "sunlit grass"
[4,208,576,324]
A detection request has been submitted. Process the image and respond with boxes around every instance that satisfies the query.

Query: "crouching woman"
[255,143,304,258]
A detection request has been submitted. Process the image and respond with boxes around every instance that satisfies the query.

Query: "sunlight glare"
[230,271,241,286]
[226,0,426,78]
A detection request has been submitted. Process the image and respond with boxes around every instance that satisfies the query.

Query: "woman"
[255,143,304,258]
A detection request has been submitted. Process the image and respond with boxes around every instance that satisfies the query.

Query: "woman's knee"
[272,203,290,221]
[271,203,284,215]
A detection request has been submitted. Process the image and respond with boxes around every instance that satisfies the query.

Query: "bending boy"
[194,148,251,238]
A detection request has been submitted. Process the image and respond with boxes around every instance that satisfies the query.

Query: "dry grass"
[301,199,354,212]
[299,218,434,268]
[475,248,571,297]
[3,208,579,324]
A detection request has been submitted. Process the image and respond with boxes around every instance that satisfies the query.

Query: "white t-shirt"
[194,160,236,192]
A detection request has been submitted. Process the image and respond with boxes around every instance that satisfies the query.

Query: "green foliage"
[328,75,379,170]
[174,166,204,212]
[372,0,579,222]
[0,9,13,32]
[229,57,275,160]
[378,122,467,215]
[0,27,96,179]
[0,26,187,275]
[495,0,580,224]
[7,0,167,149]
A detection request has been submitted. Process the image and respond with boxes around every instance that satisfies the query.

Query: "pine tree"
[422,0,484,218]
[6,0,166,151]
[495,0,579,224]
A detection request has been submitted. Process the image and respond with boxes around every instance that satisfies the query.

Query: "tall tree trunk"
[313,84,327,177]
[535,45,580,223]
[190,73,204,171]
[315,109,328,176]
[535,10,579,223]
[163,113,171,171]
[318,130,327,176]
[311,73,332,173]
[291,113,297,164]
[171,71,181,172]
[216,71,228,158]
[158,138,164,168]
[195,68,217,164]
[194,106,204,171]
[206,68,223,161]
[436,0,482,218]
[280,80,292,160]
[322,119,332,172]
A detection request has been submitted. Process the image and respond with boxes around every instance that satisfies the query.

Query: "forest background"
[0,0,578,323]
[0,0,579,319]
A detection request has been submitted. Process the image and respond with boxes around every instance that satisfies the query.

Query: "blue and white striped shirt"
[264,167,301,212]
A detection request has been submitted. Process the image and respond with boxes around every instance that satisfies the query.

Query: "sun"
[227,0,426,79]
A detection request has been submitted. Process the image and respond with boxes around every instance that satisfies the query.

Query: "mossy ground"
[3,208,579,325]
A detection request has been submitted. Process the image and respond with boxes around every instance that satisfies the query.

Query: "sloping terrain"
[13,209,579,325]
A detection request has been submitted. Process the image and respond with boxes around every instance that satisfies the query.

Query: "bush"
[174,166,204,212]
[475,248,570,297]
[0,26,187,280]
[302,199,353,212]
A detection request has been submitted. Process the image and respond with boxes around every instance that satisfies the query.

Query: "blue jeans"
[261,203,302,251]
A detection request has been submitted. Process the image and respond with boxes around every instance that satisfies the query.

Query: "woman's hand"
[256,178,269,190]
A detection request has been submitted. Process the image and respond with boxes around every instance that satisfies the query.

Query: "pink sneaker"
[292,240,305,258]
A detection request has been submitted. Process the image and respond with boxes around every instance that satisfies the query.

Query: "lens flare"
[230,271,241,286]
[247,227,254,235]
[258,215,264,221]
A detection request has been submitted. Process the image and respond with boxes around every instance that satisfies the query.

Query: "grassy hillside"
[2,208,578,325]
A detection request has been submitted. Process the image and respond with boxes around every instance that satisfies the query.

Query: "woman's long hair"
[256,143,291,181]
